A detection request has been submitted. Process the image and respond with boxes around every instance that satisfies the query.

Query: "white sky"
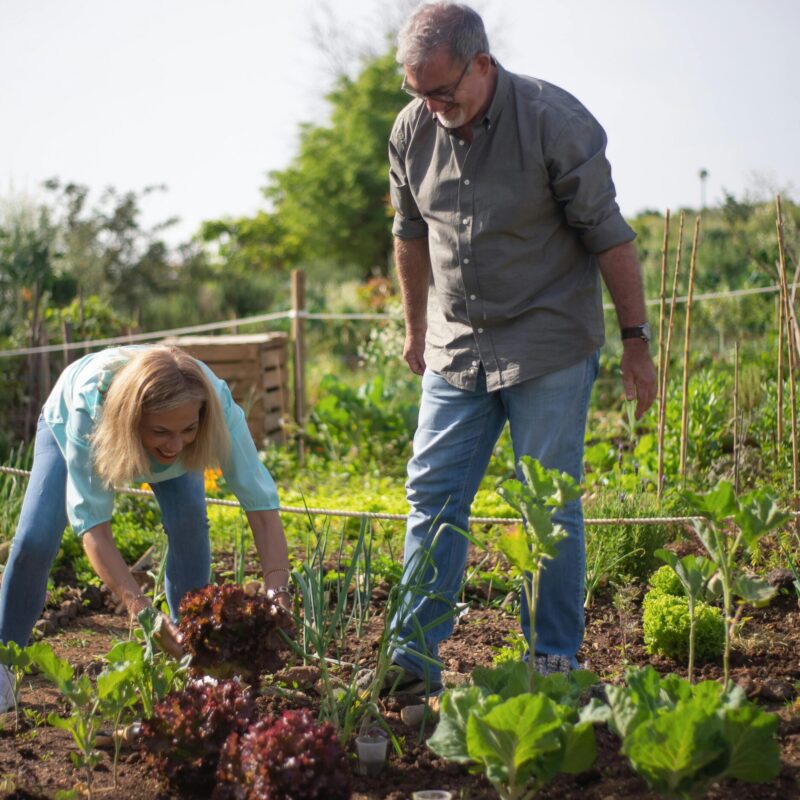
[1,0,798,245]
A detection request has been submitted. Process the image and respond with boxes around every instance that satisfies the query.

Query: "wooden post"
[679,216,701,482]
[291,269,307,464]
[61,319,74,371]
[39,320,51,403]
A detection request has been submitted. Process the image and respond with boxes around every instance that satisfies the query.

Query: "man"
[387,2,657,692]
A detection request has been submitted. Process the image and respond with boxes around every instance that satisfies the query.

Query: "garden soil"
[1,575,798,799]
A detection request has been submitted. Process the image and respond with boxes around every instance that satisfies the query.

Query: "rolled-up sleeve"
[216,380,279,511]
[546,113,635,254]
[389,124,428,240]
[64,409,115,536]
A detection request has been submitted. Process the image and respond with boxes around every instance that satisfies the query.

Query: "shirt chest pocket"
[473,168,557,236]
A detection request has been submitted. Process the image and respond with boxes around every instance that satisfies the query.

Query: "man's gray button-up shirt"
[389,64,636,392]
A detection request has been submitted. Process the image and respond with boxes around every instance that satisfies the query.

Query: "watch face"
[640,323,651,343]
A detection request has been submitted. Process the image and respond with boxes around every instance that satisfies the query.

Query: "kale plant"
[179,583,293,681]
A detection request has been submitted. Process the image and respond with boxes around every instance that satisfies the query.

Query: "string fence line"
[1,281,797,360]
[0,464,717,527]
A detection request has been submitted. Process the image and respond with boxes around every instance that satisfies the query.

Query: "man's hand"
[621,340,658,419]
[394,236,430,375]
[403,329,427,375]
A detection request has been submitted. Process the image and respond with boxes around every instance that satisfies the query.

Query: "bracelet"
[265,567,290,578]
[271,584,292,597]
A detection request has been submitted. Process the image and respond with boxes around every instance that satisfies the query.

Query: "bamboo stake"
[657,211,671,410]
[733,341,740,495]
[658,211,685,501]
[776,196,798,494]
[679,216,701,482]
[655,211,670,501]
[777,293,784,453]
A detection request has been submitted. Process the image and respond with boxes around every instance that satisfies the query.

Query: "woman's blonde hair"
[91,346,230,487]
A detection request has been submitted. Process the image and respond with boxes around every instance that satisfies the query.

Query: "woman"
[0,345,292,710]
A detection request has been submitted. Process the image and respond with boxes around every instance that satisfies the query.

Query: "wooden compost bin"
[163,333,288,444]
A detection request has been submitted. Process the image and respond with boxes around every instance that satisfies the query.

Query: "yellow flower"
[204,467,223,494]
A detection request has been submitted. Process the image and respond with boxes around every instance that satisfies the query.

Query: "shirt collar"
[481,59,509,128]
[436,57,509,135]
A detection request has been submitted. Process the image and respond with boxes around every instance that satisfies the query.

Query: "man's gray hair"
[397,2,489,68]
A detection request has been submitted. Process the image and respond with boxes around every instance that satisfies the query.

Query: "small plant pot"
[412,792,453,800]
[355,734,389,777]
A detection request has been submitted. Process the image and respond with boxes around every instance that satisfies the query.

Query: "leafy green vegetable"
[642,590,725,662]
[606,666,780,798]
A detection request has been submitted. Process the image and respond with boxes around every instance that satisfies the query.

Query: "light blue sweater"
[43,346,280,535]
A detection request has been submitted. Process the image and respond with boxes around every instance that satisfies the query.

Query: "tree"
[202,48,408,283]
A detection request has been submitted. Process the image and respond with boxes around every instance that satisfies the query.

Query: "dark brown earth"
[1,576,798,799]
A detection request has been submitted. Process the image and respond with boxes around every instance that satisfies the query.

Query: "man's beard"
[435,105,467,129]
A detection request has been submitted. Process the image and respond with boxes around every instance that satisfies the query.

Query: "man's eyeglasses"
[401,58,472,105]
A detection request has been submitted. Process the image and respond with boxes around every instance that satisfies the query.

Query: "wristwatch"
[620,323,651,344]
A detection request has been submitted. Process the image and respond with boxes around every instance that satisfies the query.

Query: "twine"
[0,464,700,527]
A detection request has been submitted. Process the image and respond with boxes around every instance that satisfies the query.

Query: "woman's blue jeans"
[0,416,211,646]
[392,354,599,684]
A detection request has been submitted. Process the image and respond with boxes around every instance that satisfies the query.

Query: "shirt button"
[458,140,465,146]
[472,360,479,367]
[462,218,469,225]
[477,327,484,334]
[469,294,476,300]
[463,179,470,185]
[463,258,470,264]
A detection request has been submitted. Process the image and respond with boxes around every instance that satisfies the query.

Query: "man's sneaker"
[356,665,443,699]
[534,654,573,676]
[0,665,16,713]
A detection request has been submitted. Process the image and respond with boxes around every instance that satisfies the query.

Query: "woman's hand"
[154,614,185,659]
[127,595,185,659]
[247,509,293,611]
[83,524,187,659]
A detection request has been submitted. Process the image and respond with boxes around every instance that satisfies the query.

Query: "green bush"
[648,565,685,597]
[642,590,724,662]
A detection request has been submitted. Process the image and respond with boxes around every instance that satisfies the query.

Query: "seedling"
[0,641,30,726]
[683,480,789,684]
[654,550,717,683]
[25,641,130,799]
[495,456,581,689]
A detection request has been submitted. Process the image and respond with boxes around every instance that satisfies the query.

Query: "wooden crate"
[162,333,289,444]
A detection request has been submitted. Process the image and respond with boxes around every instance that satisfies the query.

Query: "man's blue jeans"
[392,353,599,684]
[0,416,211,646]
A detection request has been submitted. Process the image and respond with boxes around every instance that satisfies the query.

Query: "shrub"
[215,708,352,800]
[642,590,724,662]
[648,564,685,597]
[140,677,256,797]
[179,583,293,680]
